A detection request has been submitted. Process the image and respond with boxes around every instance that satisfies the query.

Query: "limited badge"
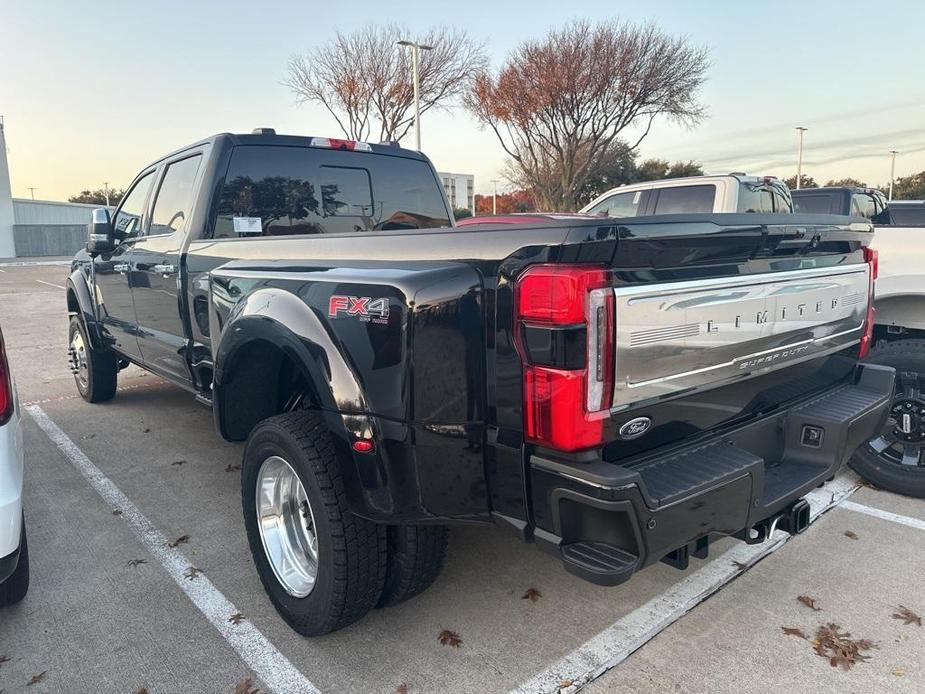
[619,417,652,440]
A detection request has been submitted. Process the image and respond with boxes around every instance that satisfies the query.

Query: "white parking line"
[25,404,319,694]
[512,476,859,694]
[35,279,66,290]
[841,499,925,531]
[0,259,71,267]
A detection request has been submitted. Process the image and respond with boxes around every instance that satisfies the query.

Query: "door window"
[653,185,715,214]
[149,155,203,236]
[737,184,774,213]
[585,191,642,217]
[112,171,155,241]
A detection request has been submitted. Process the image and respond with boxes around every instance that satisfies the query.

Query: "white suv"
[0,325,28,606]
[580,174,793,217]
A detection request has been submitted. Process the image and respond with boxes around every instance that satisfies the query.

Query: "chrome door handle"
[153,264,177,276]
[113,263,131,274]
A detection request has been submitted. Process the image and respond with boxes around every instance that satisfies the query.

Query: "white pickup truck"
[850,208,925,497]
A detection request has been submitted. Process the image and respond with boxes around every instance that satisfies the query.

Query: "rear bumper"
[529,363,894,586]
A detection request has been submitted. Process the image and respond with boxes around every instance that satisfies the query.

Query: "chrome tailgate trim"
[612,264,869,410]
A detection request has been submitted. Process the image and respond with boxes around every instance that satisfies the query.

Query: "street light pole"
[888,150,899,201]
[103,181,110,207]
[490,179,499,215]
[397,40,434,151]
[26,187,36,200]
[795,126,808,190]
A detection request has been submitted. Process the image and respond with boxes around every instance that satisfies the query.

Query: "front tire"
[0,519,30,607]
[851,339,925,498]
[241,411,387,635]
[68,317,117,403]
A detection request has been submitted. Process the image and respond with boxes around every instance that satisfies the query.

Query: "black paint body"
[67,133,891,584]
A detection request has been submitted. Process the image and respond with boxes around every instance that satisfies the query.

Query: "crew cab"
[579,173,793,217]
[791,186,892,224]
[67,130,892,635]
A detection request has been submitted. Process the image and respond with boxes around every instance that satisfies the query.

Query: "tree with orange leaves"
[466,20,708,211]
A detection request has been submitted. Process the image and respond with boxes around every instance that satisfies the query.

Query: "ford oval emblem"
[619,417,652,440]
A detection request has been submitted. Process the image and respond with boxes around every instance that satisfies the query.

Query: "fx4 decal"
[328,295,390,324]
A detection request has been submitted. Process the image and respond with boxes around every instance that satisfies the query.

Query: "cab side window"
[149,155,203,236]
[112,171,155,241]
[851,193,876,220]
[586,191,642,217]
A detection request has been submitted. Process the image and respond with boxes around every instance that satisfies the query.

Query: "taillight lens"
[0,328,12,426]
[515,265,614,451]
[859,247,878,359]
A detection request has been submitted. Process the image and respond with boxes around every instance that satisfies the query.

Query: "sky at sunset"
[2,0,924,201]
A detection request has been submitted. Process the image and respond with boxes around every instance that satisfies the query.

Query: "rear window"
[652,185,715,214]
[792,193,839,214]
[211,145,450,238]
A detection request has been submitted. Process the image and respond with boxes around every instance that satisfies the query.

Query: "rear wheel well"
[219,340,317,441]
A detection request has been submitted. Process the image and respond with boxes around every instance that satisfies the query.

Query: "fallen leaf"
[857,478,881,491]
[892,606,922,627]
[127,559,147,568]
[112,509,123,516]
[522,587,542,602]
[438,629,462,648]
[184,566,202,580]
[229,612,246,625]
[225,463,241,473]
[781,626,808,639]
[234,678,260,694]
[732,560,749,570]
[170,460,187,467]
[893,668,906,677]
[811,623,877,671]
[26,671,47,686]
[798,595,822,611]
[0,655,10,667]
[559,679,574,688]
[142,428,151,433]
[843,530,859,540]
[168,534,190,548]
[396,684,409,694]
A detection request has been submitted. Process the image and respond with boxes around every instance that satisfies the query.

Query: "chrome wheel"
[255,456,319,597]
[68,329,89,389]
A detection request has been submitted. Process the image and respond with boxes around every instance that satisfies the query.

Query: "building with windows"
[437,171,475,213]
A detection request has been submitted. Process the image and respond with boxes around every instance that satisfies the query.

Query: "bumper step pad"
[635,441,763,508]
[560,541,638,586]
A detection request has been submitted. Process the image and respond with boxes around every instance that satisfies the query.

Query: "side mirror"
[86,208,115,256]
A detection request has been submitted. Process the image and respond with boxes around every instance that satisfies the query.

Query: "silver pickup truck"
[850,208,925,497]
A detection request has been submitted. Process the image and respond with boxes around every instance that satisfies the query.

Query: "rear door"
[93,170,156,360]
[131,151,205,385]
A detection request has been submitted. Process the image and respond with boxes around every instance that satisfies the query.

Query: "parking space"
[1,263,924,693]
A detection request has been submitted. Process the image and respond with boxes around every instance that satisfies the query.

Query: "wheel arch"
[65,269,105,349]
[211,289,369,443]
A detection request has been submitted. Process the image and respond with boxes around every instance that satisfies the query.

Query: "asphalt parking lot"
[1,261,924,694]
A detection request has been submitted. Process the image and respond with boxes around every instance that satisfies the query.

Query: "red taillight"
[352,439,374,453]
[0,329,12,426]
[859,247,878,359]
[515,265,614,451]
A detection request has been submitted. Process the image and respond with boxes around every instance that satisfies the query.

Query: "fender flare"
[211,288,371,442]
[65,269,106,349]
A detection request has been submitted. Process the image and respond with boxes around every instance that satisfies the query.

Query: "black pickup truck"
[67,130,894,635]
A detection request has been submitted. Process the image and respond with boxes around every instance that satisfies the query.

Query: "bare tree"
[286,25,486,143]
[466,20,709,211]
